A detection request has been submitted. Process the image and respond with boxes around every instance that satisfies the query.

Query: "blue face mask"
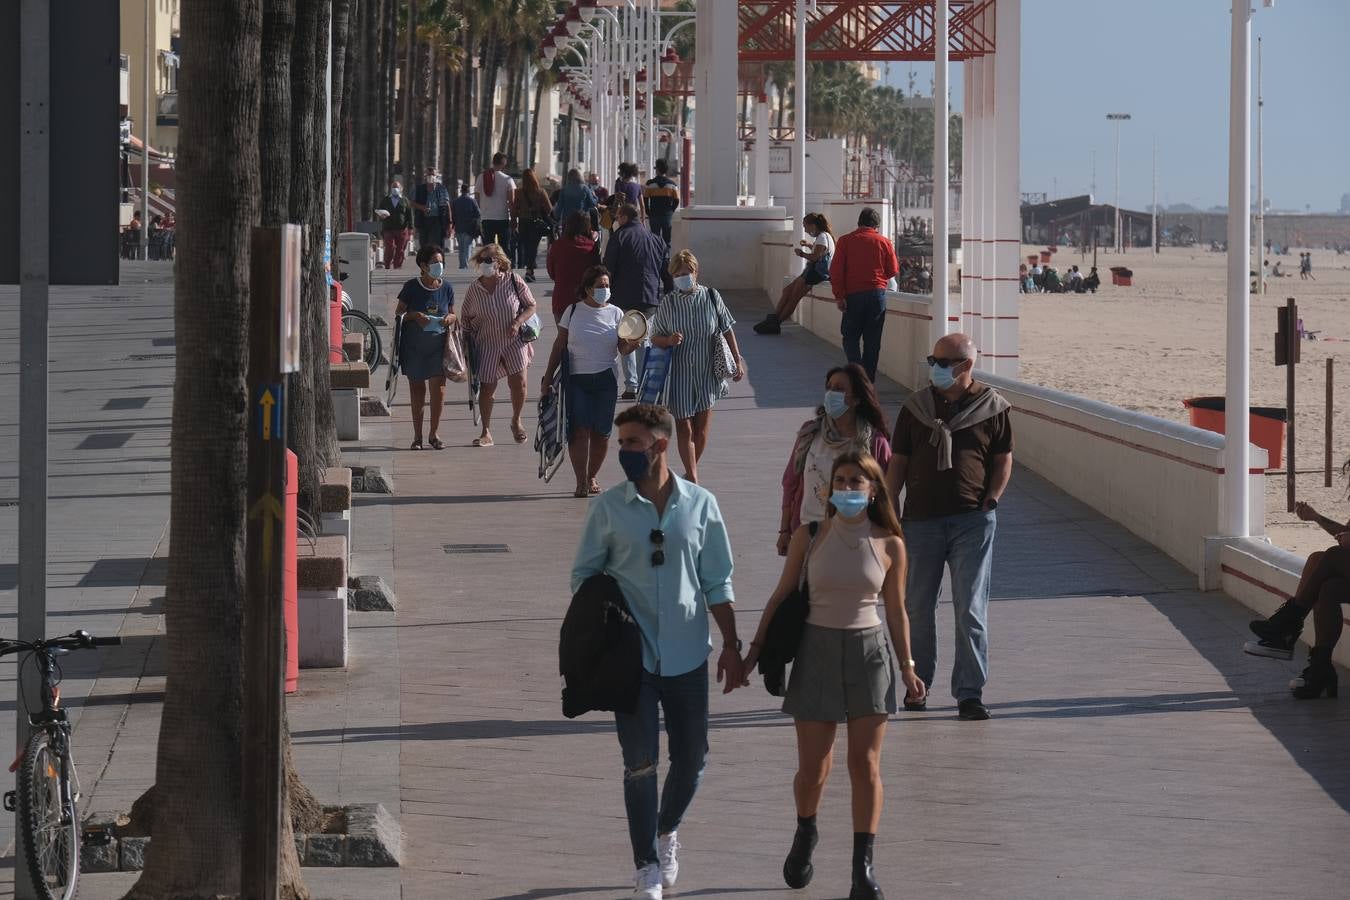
[619,447,654,482]
[829,489,870,518]
[427,262,444,278]
[823,390,849,420]
[930,361,961,390]
[673,274,696,291]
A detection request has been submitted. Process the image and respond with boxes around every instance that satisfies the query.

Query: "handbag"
[442,321,469,383]
[510,275,542,343]
[758,521,820,696]
[707,287,737,381]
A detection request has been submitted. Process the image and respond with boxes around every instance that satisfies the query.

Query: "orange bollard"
[284,449,300,694]
[329,283,344,364]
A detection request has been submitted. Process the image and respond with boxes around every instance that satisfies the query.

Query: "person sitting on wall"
[1244,480,1350,700]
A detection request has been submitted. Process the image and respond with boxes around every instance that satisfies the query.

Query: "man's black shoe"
[620,389,638,401]
[753,315,781,335]
[957,699,991,721]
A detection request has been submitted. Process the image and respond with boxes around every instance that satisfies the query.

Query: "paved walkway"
[2,259,1348,898]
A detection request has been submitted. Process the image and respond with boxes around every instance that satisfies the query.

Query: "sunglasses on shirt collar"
[650,529,665,567]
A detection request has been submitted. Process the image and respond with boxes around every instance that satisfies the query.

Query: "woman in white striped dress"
[461,243,537,446]
[649,250,747,483]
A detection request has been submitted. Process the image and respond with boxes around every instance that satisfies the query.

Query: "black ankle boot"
[1250,599,1310,642]
[849,832,883,900]
[782,815,817,889]
[1291,647,1339,699]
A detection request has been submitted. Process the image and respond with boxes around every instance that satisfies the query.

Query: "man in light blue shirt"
[571,403,744,900]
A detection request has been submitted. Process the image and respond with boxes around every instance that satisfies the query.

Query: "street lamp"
[577,0,597,25]
[661,46,679,78]
[564,7,584,37]
[1106,112,1131,252]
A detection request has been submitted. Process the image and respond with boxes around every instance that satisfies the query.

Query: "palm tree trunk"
[400,0,417,172]
[528,75,545,171]
[126,0,260,893]
[382,0,396,183]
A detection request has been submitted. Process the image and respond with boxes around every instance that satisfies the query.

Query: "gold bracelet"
[899,658,916,669]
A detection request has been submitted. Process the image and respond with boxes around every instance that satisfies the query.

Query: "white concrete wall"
[760,228,1271,585]
[675,206,789,290]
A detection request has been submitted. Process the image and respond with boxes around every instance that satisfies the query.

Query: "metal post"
[1256,37,1265,295]
[1286,297,1297,512]
[141,0,151,260]
[1327,358,1335,488]
[240,225,300,900]
[16,1,50,894]
[1114,119,1120,252]
[1151,136,1158,255]
[793,0,807,234]
[932,0,949,343]
[1223,0,1252,537]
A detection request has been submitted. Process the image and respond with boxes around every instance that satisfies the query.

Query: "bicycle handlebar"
[0,631,121,656]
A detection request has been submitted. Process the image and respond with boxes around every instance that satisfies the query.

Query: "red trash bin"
[329,283,344,364]
[284,449,299,694]
[1182,396,1287,470]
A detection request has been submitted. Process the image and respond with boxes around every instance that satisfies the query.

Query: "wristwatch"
[984,497,999,510]
[727,639,743,652]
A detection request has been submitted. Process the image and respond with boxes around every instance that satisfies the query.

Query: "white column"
[931,0,950,345]
[1223,0,1252,537]
[693,0,740,205]
[980,43,996,360]
[793,0,807,232]
[1255,37,1264,292]
[753,93,770,206]
[960,60,974,338]
[992,0,1021,378]
[969,56,986,350]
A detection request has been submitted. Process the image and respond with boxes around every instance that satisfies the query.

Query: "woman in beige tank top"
[745,452,924,900]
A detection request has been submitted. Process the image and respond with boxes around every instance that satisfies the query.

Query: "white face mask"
[592,287,611,304]
[478,262,498,278]
[673,274,696,291]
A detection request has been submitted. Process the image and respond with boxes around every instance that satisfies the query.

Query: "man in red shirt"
[828,208,899,382]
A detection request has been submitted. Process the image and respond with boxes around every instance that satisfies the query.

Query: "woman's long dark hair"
[826,451,904,538]
[825,363,887,434]
[563,211,591,240]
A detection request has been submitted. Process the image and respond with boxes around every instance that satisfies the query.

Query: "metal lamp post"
[1105,112,1131,252]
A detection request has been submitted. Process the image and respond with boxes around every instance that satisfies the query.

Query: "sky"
[879,0,1350,213]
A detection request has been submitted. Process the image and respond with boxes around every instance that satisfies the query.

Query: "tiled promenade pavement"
[2,258,1348,898]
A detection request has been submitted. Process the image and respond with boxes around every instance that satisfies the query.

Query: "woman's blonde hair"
[475,243,511,272]
[668,249,699,276]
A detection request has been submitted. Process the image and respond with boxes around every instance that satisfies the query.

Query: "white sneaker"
[658,831,680,888]
[633,862,663,899]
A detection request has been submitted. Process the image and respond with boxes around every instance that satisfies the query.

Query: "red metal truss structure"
[737,0,997,62]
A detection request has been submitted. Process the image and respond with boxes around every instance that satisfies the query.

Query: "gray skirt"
[782,623,897,722]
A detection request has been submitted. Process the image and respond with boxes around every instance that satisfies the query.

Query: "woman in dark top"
[546,212,602,322]
[614,162,644,219]
[512,168,554,282]
[395,244,456,450]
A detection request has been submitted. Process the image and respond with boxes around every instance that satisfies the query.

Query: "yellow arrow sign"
[249,492,284,569]
[259,388,276,440]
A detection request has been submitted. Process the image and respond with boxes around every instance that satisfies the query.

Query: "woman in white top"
[744,451,924,900]
[540,265,640,497]
[755,212,836,335]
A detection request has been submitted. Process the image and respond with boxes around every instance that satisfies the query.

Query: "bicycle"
[2,630,121,900]
[340,302,384,375]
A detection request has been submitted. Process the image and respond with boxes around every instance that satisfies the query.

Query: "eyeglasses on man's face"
[927,355,969,369]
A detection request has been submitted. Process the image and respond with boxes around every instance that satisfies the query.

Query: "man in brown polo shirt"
[886,332,1013,720]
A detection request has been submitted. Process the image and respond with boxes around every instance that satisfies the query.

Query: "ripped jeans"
[614,662,709,869]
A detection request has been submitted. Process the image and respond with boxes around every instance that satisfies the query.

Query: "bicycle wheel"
[341,309,384,373]
[17,729,79,900]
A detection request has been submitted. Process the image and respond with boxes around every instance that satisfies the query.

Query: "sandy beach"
[1017,244,1350,558]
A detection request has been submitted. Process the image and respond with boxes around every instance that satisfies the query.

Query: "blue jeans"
[902,509,997,701]
[455,232,474,269]
[649,215,673,246]
[615,663,709,869]
[618,339,647,392]
[840,289,887,382]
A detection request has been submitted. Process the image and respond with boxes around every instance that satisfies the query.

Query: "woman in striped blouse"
[649,250,746,483]
[461,243,538,447]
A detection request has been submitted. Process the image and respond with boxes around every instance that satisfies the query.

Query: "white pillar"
[960,60,975,338]
[1223,0,1252,537]
[1255,36,1265,292]
[969,56,987,351]
[991,0,1021,378]
[793,0,807,232]
[693,0,739,205]
[931,0,950,345]
[753,94,770,206]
